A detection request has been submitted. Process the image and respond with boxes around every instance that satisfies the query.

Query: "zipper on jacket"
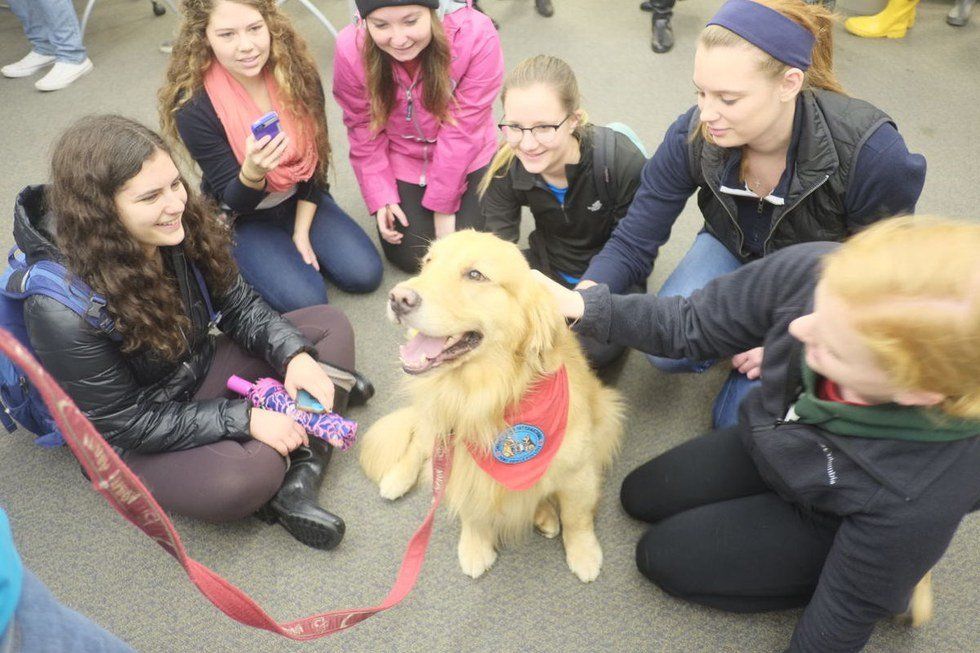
[401,77,434,188]
[763,174,830,253]
[706,182,747,256]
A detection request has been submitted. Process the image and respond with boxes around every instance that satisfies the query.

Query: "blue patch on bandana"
[492,424,545,464]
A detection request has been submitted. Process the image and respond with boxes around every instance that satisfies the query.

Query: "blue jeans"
[0,570,134,652]
[8,0,87,64]
[233,192,383,314]
[647,231,760,429]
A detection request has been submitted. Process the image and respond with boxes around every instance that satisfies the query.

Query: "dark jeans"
[380,167,489,274]
[621,427,843,612]
[233,191,383,314]
[122,306,355,523]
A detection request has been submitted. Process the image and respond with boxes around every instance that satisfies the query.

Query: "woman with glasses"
[480,55,646,369]
[333,0,503,273]
[579,0,925,426]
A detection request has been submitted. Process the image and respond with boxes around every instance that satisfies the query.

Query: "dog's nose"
[389,287,421,315]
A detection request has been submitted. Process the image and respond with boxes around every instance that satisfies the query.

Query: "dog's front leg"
[457,517,497,579]
[557,469,603,583]
[378,438,430,500]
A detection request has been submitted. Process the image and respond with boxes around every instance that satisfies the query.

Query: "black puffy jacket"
[13,185,315,453]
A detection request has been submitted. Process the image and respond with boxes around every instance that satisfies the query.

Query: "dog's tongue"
[400,332,447,364]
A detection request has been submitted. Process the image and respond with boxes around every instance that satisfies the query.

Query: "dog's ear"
[519,277,567,366]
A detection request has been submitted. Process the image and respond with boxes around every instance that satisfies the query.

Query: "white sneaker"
[2,51,57,78]
[34,58,93,92]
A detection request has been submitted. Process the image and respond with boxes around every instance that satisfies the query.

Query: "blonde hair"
[363,9,453,131]
[696,0,844,144]
[821,216,980,420]
[478,55,588,196]
[158,0,331,187]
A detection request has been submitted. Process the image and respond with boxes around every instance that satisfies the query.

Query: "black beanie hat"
[356,0,440,17]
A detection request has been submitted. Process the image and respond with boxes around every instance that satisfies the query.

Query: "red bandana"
[465,366,569,491]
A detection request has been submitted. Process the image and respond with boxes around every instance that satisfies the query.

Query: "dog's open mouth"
[399,330,483,374]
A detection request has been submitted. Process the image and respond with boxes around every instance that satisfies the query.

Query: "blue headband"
[706,0,815,71]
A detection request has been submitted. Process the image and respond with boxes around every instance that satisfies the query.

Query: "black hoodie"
[576,242,980,653]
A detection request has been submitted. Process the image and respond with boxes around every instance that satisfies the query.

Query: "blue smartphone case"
[250,111,281,141]
[296,390,326,413]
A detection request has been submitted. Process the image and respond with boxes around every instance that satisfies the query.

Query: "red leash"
[0,328,451,640]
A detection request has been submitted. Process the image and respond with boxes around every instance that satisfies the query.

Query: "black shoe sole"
[277,513,346,550]
[256,506,346,550]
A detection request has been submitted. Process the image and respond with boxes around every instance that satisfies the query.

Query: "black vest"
[688,89,892,260]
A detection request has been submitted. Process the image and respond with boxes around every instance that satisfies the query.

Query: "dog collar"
[466,366,569,491]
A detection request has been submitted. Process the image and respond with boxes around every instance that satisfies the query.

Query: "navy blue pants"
[233,191,383,314]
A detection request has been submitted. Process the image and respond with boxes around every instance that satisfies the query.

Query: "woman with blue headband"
[578,0,926,430]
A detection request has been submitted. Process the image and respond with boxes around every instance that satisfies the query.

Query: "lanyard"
[0,328,451,640]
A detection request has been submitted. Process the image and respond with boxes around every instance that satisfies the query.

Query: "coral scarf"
[466,367,569,491]
[203,63,317,192]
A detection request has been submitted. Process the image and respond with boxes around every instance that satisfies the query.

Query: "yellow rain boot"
[845,0,919,38]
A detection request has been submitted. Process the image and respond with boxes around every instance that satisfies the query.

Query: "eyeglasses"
[497,114,572,145]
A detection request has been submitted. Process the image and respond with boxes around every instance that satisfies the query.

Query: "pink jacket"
[332,3,503,215]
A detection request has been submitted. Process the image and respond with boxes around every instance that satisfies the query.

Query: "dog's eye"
[466,269,487,282]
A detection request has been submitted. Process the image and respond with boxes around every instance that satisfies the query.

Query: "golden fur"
[360,231,623,582]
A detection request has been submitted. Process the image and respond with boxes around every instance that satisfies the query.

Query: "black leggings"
[380,167,489,273]
[621,428,842,612]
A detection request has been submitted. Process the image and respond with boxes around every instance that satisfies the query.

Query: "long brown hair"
[478,55,589,196]
[363,8,453,131]
[49,115,237,361]
[158,0,331,186]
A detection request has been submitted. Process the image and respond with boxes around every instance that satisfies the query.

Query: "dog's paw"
[534,501,561,539]
[458,535,497,579]
[564,532,603,583]
[378,466,418,501]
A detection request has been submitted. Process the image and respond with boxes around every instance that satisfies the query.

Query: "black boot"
[257,386,351,549]
[320,362,374,407]
[347,369,375,407]
[651,14,674,53]
[535,0,555,17]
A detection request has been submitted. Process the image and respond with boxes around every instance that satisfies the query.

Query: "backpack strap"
[2,247,121,341]
[189,263,222,328]
[591,126,618,218]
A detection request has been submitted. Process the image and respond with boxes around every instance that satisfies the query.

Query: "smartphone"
[296,389,326,414]
[250,111,281,142]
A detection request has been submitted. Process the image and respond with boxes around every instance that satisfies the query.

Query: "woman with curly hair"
[159,0,382,313]
[15,115,365,550]
[333,0,503,273]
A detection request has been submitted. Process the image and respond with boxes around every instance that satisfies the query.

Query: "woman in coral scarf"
[333,0,503,273]
[160,0,383,314]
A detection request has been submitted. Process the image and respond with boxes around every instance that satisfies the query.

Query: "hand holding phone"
[296,389,327,414]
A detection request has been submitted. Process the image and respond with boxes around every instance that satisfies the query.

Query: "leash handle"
[0,328,452,640]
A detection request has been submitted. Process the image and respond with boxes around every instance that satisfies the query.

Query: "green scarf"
[791,359,980,442]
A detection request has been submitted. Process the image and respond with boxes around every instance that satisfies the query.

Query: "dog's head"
[387,230,567,376]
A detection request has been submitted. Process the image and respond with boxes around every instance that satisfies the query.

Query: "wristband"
[240,167,266,185]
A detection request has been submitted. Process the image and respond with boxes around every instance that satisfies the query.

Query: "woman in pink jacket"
[333,0,503,272]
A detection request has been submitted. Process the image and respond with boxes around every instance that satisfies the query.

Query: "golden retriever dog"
[360,231,623,582]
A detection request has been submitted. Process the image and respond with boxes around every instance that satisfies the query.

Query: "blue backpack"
[0,247,220,447]
[0,247,120,446]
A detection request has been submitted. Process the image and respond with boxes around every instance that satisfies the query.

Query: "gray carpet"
[0,1,977,651]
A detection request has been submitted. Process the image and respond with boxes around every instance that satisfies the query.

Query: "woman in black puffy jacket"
[16,115,367,550]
